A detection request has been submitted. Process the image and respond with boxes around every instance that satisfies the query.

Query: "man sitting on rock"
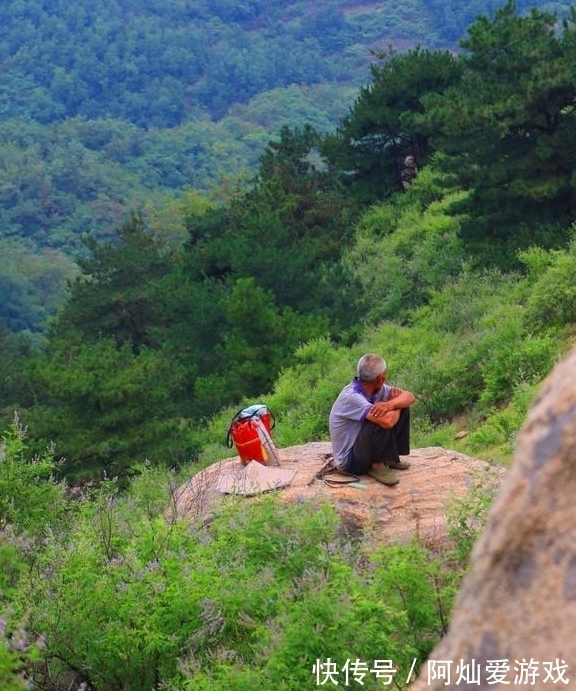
[329,353,415,486]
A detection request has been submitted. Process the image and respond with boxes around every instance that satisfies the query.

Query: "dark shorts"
[348,407,410,475]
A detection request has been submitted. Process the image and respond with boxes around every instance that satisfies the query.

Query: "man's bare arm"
[365,406,400,429]
[374,388,416,413]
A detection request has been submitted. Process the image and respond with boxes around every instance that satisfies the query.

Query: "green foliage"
[0,413,66,534]
[464,382,540,460]
[0,118,155,251]
[425,0,565,44]
[421,1,576,263]
[478,322,558,410]
[369,542,457,656]
[0,320,33,424]
[523,245,576,329]
[2,0,468,307]
[186,337,350,459]
[17,168,352,477]
[0,0,361,126]
[0,608,42,691]
[446,465,502,565]
[265,338,352,447]
[517,244,558,279]
[192,208,571,457]
[0,238,74,338]
[342,173,466,324]
[25,490,207,690]
[6,469,469,691]
[1,0,512,133]
[194,278,328,411]
[188,124,360,321]
[392,267,561,422]
[0,418,67,689]
[411,265,514,334]
[53,211,174,353]
[3,0,576,341]
[25,338,184,480]
[325,46,463,202]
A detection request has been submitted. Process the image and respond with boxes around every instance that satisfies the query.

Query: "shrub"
[0,608,42,691]
[0,413,67,534]
[464,381,540,459]
[524,251,576,329]
[446,465,502,566]
[478,324,558,410]
[343,189,465,325]
[0,414,65,689]
[8,471,480,691]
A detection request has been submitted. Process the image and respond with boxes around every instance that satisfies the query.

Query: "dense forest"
[0,0,571,336]
[2,2,576,687]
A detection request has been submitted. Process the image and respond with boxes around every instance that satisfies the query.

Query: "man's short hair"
[357,354,387,382]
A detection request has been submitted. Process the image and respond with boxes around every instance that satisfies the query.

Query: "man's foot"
[387,458,410,470]
[368,466,399,486]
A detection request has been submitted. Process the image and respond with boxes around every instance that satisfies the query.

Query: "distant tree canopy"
[0,0,416,127]
[424,0,568,43]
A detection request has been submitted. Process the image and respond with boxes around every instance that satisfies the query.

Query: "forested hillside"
[2,4,576,688]
[0,0,571,335]
[0,0,574,482]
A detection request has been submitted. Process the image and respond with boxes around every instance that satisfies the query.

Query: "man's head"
[357,354,387,384]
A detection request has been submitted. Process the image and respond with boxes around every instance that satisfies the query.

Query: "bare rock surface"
[410,344,576,691]
[173,441,505,549]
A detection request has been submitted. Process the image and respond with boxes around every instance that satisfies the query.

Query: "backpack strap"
[226,408,246,448]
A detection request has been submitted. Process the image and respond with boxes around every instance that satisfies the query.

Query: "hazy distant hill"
[0,0,414,126]
[1,0,568,126]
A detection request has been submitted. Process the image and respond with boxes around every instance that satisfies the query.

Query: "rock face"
[410,345,576,691]
[173,441,504,550]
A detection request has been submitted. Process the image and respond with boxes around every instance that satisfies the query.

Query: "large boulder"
[173,442,504,549]
[410,345,576,691]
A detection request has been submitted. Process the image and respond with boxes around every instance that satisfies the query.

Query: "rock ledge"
[174,442,505,549]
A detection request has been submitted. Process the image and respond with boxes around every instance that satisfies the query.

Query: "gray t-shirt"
[329,379,392,468]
